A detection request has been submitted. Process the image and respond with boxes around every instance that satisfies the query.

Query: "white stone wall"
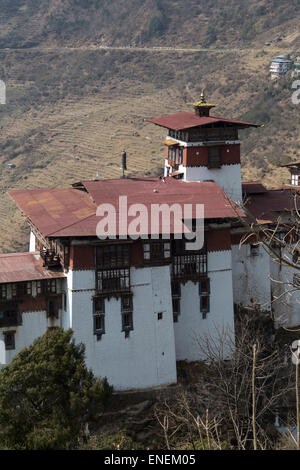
[174,250,235,361]
[0,279,64,366]
[68,266,177,391]
[179,164,243,203]
[0,310,62,366]
[231,243,272,311]
[270,247,300,328]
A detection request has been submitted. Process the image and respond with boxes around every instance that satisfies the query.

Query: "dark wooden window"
[93,297,105,335]
[121,294,133,312]
[96,245,131,295]
[121,294,133,334]
[12,282,32,298]
[143,241,171,263]
[171,282,181,298]
[1,284,7,300]
[157,312,163,320]
[122,312,133,332]
[96,268,130,294]
[207,147,221,168]
[199,278,210,296]
[45,279,57,294]
[199,278,210,317]
[36,281,42,295]
[0,304,21,328]
[172,253,207,281]
[46,297,59,319]
[96,244,130,269]
[4,331,15,350]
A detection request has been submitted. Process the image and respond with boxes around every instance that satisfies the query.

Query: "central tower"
[148,91,258,202]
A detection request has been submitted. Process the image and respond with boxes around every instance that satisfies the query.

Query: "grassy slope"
[0,1,299,252]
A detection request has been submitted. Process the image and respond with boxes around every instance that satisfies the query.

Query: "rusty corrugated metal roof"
[148,112,259,131]
[0,252,66,284]
[242,181,268,195]
[8,188,95,237]
[244,188,299,222]
[9,178,244,238]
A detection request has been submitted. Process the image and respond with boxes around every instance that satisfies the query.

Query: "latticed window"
[93,297,105,335]
[12,282,32,298]
[199,278,210,319]
[172,253,207,280]
[96,268,130,294]
[96,244,131,295]
[45,279,57,294]
[0,284,7,300]
[96,244,130,269]
[4,332,15,350]
[143,241,171,263]
[0,304,21,328]
[121,294,133,336]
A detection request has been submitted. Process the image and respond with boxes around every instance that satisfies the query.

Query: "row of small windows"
[0,279,58,300]
[172,279,210,322]
[93,294,134,339]
[169,130,188,141]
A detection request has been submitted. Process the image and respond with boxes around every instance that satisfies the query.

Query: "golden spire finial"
[200,89,206,103]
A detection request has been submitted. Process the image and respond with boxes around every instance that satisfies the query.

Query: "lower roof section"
[0,252,66,284]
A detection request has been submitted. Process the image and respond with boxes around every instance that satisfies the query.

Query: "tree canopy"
[0,328,112,450]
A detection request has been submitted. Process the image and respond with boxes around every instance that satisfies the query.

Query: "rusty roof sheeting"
[0,252,66,284]
[242,181,268,195]
[147,112,259,131]
[9,178,244,238]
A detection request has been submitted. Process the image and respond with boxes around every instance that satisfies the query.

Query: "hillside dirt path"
[0,45,290,54]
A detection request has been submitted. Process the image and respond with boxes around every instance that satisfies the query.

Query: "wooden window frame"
[1,284,7,300]
[122,311,133,332]
[4,331,15,350]
[46,297,59,319]
[207,146,221,169]
[96,244,130,270]
[121,294,133,312]
[93,297,105,335]
[0,304,21,328]
[96,268,130,295]
[199,278,210,317]
[12,282,32,298]
[143,240,171,264]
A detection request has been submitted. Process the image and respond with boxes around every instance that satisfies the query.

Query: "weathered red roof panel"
[0,252,66,284]
[8,188,95,237]
[9,178,244,238]
[245,189,298,222]
[242,181,268,195]
[147,112,259,131]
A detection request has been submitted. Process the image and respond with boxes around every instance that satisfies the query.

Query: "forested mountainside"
[0,1,299,252]
[0,0,299,48]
